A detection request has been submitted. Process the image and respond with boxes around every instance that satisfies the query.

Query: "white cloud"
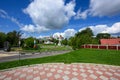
[79,22,120,35]
[75,0,120,19]
[35,25,49,32]
[21,33,29,38]
[79,27,86,32]
[36,35,47,39]
[63,29,77,38]
[21,24,49,33]
[90,0,120,17]
[101,22,120,33]
[21,24,35,33]
[53,29,77,39]
[23,0,76,32]
[89,25,108,35]
[75,9,89,19]
[64,0,76,18]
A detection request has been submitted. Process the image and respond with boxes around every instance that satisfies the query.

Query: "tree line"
[0,30,22,48]
[0,28,113,50]
[0,30,39,50]
[61,28,112,50]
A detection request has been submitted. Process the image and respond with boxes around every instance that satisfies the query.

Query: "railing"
[81,44,120,50]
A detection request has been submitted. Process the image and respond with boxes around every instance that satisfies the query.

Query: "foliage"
[96,33,111,39]
[69,28,96,49]
[21,44,72,53]
[61,38,68,46]
[6,30,22,46]
[22,37,40,50]
[0,49,120,70]
[68,37,76,50]
[23,37,34,49]
[0,32,6,48]
[91,38,99,44]
[53,38,59,45]
[0,30,22,48]
[76,28,93,37]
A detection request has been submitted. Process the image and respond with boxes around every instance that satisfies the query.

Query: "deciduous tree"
[0,32,6,48]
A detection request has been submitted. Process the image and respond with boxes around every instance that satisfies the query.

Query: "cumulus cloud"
[21,24,35,33]
[22,0,76,32]
[79,22,120,35]
[89,25,108,35]
[75,0,120,19]
[101,22,120,34]
[21,24,49,33]
[90,0,120,17]
[53,29,77,39]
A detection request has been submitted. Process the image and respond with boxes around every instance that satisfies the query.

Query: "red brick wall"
[81,45,120,50]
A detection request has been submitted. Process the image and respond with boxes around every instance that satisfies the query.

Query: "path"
[0,63,120,80]
[0,51,70,63]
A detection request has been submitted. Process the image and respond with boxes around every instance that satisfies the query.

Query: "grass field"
[39,44,72,52]
[11,44,72,53]
[0,49,120,70]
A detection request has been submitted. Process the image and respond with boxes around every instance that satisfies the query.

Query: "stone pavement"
[0,63,120,80]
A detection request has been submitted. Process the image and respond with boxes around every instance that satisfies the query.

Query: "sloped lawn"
[0,49,120,70]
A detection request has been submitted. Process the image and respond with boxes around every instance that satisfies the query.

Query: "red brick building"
[100,38,120,45]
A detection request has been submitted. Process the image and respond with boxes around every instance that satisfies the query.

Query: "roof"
[100,38,120,45]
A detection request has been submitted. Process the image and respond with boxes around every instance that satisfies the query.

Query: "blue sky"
[0,0,120,38]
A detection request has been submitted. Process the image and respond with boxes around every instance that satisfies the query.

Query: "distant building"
[100,38,120,45]
[38,36,54,44]
[43,36,54,44]
[44,41,53,44]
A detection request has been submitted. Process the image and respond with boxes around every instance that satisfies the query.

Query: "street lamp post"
[18,40,21,63]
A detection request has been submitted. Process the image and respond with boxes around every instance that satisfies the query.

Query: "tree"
[91,38,99,44]
[0,32,6,48]
[68,37,73,46]
[96,33,111,39]
[61,38,68,46]
[53,38,59,45]
[24,37,34,49]
[70,28,95,49]
[68,37,77,50]
[76,28,93,46]
[6,30,22,46]
[22,37,40,50]
[76,28,93,37]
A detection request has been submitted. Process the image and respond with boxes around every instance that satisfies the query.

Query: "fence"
[81,44,120,50]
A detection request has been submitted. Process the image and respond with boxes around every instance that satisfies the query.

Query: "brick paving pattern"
[0,63,120,80]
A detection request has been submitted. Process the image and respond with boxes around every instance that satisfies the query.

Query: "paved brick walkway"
[0,63,120,80]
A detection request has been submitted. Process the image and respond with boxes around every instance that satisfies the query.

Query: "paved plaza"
[0,63,120,80]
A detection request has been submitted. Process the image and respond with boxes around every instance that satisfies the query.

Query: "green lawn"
[0,49,120,70]
[12,44,72,53]
[39,44,72,52]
